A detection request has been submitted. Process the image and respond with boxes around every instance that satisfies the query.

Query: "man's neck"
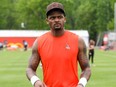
[51,29,65,37]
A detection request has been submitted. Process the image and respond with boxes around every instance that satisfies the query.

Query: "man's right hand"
[34,80,47,87]
[76,84,84,87]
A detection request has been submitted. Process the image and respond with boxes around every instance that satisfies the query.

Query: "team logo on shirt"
[66,44,70,49]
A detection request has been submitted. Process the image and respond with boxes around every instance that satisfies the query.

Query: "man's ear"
[46,18,49,24]
[64,17,66,23]
[46,21,49,24]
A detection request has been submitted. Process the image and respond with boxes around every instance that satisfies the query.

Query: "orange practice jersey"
[38,31,79,87]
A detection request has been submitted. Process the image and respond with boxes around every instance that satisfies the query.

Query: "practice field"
[0,48,116,87]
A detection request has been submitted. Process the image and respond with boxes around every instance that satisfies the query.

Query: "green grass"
[0,48,116,87]
[87,49,116,87]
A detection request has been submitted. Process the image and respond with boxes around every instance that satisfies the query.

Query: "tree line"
[0,0,116,40]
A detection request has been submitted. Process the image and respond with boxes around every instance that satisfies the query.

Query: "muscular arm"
[26,39,41,80]
[26,39,46,87]
[77,37,91,81]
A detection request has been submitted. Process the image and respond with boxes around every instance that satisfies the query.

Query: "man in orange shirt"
[26,2,91,87]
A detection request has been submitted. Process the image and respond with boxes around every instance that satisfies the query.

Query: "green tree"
[0,0,17,29]
[0,0,116,40]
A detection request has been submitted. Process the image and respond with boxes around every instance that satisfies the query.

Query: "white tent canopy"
[70,30,89,47]
[0,30,89,47]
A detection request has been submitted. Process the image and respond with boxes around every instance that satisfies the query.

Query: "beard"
[54,23,62,30]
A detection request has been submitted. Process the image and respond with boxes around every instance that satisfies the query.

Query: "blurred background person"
[3,40,8,48]
[23,40,28,51]
[88,39,95,65]
[0,42,3,50]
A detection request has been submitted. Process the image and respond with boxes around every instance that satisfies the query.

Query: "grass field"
[0,48,116,87]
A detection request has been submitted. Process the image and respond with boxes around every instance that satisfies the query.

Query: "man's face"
[46,10,66,30]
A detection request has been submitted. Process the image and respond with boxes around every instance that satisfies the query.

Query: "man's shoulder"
[39,31,50,38]
[37,31,51,43]
[66,30,79,37]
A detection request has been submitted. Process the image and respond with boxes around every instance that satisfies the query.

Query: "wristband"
[30,75,40,86]
[78,77,87,87]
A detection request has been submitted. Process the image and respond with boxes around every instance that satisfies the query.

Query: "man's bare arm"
[78,37,91,81]
[26,39,40,80]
